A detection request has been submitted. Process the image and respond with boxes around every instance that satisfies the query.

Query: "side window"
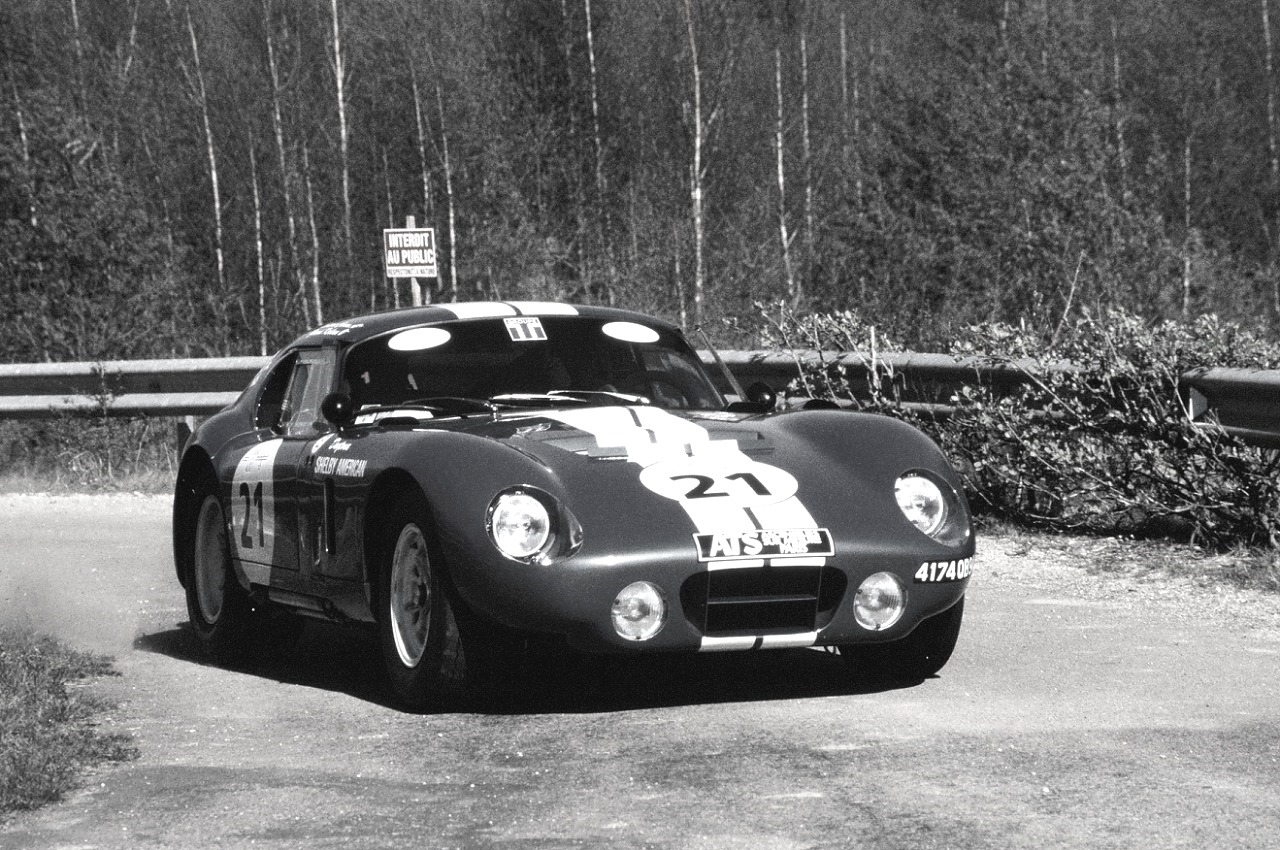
[279,349,336,437]
[254,354,297,431]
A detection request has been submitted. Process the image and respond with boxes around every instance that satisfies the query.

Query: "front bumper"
[449,537,972,654]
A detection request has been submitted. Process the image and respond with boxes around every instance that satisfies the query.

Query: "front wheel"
[840,597,965,683]
[184,490,257,663]
[378,497,467,710]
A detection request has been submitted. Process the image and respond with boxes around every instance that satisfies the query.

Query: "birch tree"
[774,45,797,303]
[328,0,353,266]
[681,0,707,324]
[180,3,226,296]
[263,0,305,327]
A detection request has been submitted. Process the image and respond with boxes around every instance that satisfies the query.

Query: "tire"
[841,597,965,683]
[377,495,469,710]
[184,489,258,664]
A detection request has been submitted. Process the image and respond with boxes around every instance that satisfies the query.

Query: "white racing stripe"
[440,302,518,319]
[542,406,828,651]
[439,301,581,319]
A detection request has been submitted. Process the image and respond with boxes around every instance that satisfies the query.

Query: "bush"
[763,304,1280,548]
[0,418,178,493]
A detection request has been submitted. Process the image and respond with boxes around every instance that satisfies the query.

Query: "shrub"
[762,304,1280,548]
[0,417,177,493]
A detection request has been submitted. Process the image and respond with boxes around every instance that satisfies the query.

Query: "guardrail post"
[176,416,196,456]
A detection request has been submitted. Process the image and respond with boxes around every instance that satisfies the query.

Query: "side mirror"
[745,381,777,409]
[726,381,777,414]
[320,392,355,425]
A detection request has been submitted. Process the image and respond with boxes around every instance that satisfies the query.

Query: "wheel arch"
[362,468,433,609]
[173,447,218,589]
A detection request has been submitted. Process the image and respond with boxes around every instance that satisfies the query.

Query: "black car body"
[173,302,973,707]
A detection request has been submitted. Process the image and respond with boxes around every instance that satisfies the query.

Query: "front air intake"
[681,567,846,637]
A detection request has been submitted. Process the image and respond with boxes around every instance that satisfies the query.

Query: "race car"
[173,301,973,708]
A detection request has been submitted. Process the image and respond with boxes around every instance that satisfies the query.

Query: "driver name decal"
[315,456,368,477]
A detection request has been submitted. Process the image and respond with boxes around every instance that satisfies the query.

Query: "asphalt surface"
[1,493,1279,849]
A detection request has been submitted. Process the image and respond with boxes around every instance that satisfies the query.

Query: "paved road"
[2,494,1279,849]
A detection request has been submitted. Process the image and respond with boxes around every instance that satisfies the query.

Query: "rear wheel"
[185,489,257,663]
[840,597,964,683]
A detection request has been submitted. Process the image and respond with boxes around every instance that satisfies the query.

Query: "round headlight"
[488,490,552,560]
[854,572,906,631]
[895,472,947,537]
[611,581,667,641]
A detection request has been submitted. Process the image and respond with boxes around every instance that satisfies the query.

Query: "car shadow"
[134,619,925,716]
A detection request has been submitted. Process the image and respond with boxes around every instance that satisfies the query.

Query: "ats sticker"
[695,528,834,562]
[914,558,972,583]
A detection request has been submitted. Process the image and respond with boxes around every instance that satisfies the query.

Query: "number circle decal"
[231,438,282,565]
[638,457,798,507]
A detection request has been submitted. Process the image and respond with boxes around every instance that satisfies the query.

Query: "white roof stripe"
[505,301,579,316]
[440,302,518,319]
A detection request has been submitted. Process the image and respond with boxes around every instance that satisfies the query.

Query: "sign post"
[383,216,439,306]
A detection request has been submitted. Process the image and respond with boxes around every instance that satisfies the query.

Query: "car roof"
[287,301,684,348]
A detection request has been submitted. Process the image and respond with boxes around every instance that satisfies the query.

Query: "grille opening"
[682,566,845,637]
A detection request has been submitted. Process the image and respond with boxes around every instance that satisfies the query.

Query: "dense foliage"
[4,0,1280,358]
[767,306,1280,547]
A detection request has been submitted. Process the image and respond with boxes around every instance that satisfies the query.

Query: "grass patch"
[0,627,137,821]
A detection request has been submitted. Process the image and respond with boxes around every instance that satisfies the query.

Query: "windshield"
[340,316,724,411]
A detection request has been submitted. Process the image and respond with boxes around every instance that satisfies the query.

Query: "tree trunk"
[328,0,354,267]
[800,3,813,302]
[185,6,226,296]
[8,74,37,228]
[681,0,705,325]
[1264,0,1278,184]
[1183,132,1193,319]
[264,0,305,328]
[68,0,88,114]
[1111,18,1128,199]
[584,0,612,303]
[774,46,796,304]
[302,142,324,326]
[435,81,460,302]
[249,140,268,355]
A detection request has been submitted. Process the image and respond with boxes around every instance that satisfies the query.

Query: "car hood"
[429,404,960,562]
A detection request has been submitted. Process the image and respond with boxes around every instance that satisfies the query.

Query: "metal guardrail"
[0,357,266,419]
[0,352,1276,447]
[1181,367,1280,449]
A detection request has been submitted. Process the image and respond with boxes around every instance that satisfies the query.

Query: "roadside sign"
[383,227,438,279]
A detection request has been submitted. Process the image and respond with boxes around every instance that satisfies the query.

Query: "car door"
[227,347,336,592]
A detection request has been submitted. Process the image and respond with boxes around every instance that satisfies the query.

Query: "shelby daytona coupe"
[174,302,973,707]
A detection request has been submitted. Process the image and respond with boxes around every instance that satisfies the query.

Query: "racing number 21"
[671,471,771,500]
[239,481,265,549]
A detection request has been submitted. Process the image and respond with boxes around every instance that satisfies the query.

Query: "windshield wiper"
[489,390,648,408]
[355,396,496,419]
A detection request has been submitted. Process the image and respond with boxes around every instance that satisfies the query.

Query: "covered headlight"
[895,472,947,537]
[854,572,905,631]
[485,486,583,564]
[488,489,553,561]
[894,469,971,546]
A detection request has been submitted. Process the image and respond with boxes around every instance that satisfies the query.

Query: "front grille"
[681,566,847,637]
